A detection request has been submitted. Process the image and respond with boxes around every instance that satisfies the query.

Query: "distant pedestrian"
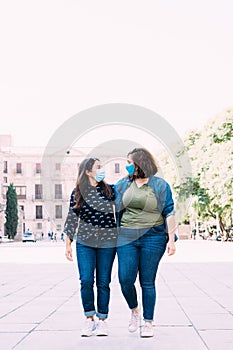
[192,228,197,240]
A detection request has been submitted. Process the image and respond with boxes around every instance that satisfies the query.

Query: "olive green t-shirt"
[120,181,164,228]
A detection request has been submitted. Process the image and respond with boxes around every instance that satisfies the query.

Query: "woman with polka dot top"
[63,157,117,337]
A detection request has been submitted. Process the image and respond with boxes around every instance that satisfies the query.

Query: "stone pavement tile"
[155,298,192,326]
[31,296,69,307]
[1,304,61,324]
[0,298,33,318]
[41,285,78,298]
[198,263,233,285]
[153,326,208,350]
[177,297,228,314]
[159,264,185,282]
[169,263,233,294]
[162,280,206,298]
[0,322,37,332]
[6,285,53,297]
[36,311,83,331]
[0,284,27,298]
[189,313,233,330]
[12,326,208,350]
[109,304,131,320]
[199,329,233,350]
[27,296,70,312]
[0,301,20,318]
[197,283,232,299]
[156,283,174,298]
[56,301,80,313]
[0,333,28,350]
[212,296,233,310]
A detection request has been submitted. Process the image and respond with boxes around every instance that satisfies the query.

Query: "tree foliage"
[5,183,18,239]
[158,108,233,233]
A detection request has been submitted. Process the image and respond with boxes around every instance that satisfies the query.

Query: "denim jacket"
[114,176,175,227]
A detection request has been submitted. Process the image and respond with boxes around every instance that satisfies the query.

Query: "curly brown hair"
[127,148,158,178]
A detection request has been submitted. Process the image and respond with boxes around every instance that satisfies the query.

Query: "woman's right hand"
[65,238,73,261]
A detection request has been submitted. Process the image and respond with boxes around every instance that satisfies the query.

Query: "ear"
[85,169,91,176]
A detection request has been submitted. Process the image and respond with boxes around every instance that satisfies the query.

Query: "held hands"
[167,240,176,256]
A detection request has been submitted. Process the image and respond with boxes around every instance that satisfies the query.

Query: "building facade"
[0,135,126,240]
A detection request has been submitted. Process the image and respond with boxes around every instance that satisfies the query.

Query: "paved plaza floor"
[0,239,232,350]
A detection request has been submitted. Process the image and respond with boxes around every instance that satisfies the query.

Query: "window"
[55,163,61,171]
[35,184,42,199]
[3,177,7,183]
[55,205,62,219]
[55,184,62,199]
[3,161,8,173]
[36,205,43,219]
[15,186,26,199]
[35,184,43,199]
[37,223,42,229]
[16,163,22,174]
[35,163,41,174]
[56,224,62,231]
[115,163,120,173]
[20,205,25,219]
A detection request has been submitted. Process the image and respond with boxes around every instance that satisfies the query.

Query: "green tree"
[156,108,233,239]
[5,183,18,239]
[174,167,232,237]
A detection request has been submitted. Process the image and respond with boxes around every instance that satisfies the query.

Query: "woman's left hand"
[167,240,176,256]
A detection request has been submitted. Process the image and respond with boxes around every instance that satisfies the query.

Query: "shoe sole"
[81,330,95,337]
[140,334,154,338]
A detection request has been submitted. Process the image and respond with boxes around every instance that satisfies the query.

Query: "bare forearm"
[166,215,176,242]
[66,236,72,247]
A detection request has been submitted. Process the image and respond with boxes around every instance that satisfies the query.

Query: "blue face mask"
[95,168,105,182]
[125,163,135,176]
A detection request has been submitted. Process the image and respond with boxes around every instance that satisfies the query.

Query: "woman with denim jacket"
[63,157,117,337]
[115,148,176,338]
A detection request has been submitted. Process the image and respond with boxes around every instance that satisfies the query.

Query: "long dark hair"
[127,148,158,178]
[73,157,113,209]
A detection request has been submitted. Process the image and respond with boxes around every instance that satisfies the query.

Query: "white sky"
[1,0,233,148]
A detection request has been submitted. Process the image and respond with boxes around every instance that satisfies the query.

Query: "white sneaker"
[81,318,96,337]
[128,310,140,332]
[140,322,154,338]
[96,319,108,336]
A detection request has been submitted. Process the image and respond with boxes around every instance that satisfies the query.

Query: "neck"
[89,177,98,187]
[135,177,148,184]
[135,177,148,182]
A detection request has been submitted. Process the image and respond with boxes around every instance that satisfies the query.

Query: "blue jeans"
[117,227,167,321]
[76,241,116,319]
